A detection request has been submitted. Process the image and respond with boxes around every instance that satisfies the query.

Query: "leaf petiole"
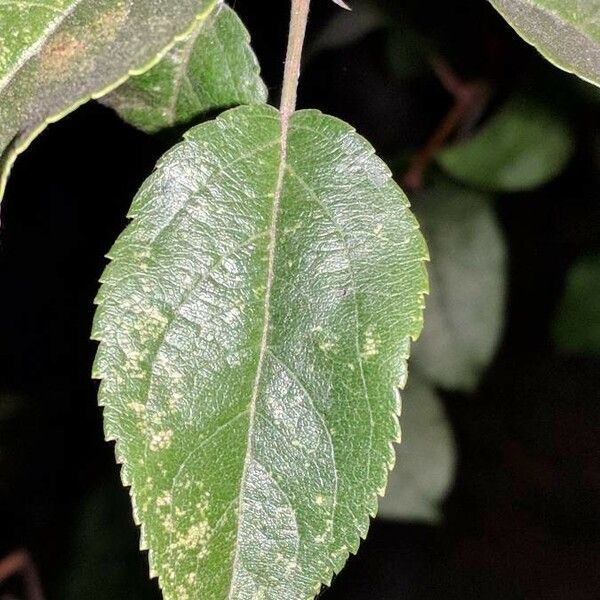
[280,0,312,120]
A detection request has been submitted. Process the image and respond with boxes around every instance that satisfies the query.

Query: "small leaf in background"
[489,0,600,88]
[308,0,385,59]
[437,95,574,192]
[378,376,456,524]
[0,390,32,498]
[92,104,428,600]
[553,255,600,356]
[0,0,220,207]
[56,478,160,600]
[386,19,430,81]
[411,178,507,392]
[102,4,267,134]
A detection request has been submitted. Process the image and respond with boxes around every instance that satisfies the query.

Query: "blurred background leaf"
[410,177,507,392]
[53,475,159,600]
[437,95,575,192]
[552,255,600,356]
[378,377,456,524]
[308,0,385,58]
[0,391,33,503]
[385,21,431,82]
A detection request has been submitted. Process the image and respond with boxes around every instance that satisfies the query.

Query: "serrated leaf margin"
[92,105,429,597]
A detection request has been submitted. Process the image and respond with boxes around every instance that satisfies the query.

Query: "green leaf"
[377,376,456,524]
[0,0,221,207]
[92,104,428,600]
[437,96,574,192]
[553,255,600,356]
[102,4,267,134]
[411,178,506,392]
[489,0,600,87]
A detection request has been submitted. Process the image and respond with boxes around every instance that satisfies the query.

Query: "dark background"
[1,0,599,598]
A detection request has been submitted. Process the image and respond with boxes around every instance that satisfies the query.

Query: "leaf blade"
[93,104,428,599]
[101,4,267,134]
[0,0,221,207]
[489,0,600,87]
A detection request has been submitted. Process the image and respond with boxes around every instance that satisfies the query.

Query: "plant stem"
[0,549,44,600]
[402,57,489,190]
[280,0,312,120]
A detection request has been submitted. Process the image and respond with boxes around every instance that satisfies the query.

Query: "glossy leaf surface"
[0,0,220,206]
[489,0,600,87]
[411,179,506,392]
[93,104,428,599]
[102,4,267,134]
[437,96,574,192]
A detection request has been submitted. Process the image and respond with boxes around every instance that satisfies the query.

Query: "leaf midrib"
[226,110,290,597]
[164,9,213,125]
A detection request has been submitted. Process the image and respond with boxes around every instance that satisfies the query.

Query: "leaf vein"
[227,110,288,597]
[284,162,375,485]
[266,349,338,543]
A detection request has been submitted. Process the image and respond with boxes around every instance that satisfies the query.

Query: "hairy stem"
[280,0,312,120]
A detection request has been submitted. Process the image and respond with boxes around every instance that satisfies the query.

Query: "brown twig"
[0,549,44,600]
[403,56,490,190]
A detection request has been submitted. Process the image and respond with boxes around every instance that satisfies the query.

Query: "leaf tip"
[331,0,352,11]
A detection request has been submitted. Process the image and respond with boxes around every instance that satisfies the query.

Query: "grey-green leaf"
[0,0,221,207]
[102,4,267,134]
[92,104,428,599]
[411,179,506,392]
[552,255,600,356]
[489,0,600,87]
[437,96,574,192]
[378,376,456,524]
